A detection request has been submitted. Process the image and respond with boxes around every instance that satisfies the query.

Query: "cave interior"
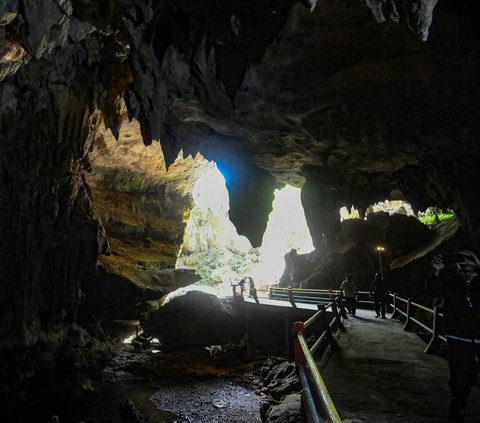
[0,0,479,420]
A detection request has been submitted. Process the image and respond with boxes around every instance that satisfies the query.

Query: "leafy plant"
[418,208,454,225]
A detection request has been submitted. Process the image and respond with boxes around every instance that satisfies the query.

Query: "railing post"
[337,295,348,319]
[253,288,260,304]
[331,301,346,332]
[424,306,442,354]
[289,288,297,307]
[292,321,306,367]
[391,293,399,319]
[232,285,237,297]
[403,298,413,331]
[318,304,341,352]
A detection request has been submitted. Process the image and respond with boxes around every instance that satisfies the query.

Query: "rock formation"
[141,290,245,350]
[0,0,479,414]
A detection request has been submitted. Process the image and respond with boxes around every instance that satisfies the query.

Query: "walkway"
[319,309,480,423]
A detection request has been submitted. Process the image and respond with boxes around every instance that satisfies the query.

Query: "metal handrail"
[388,293,446,353]
[236,286,446,356]
[232,286,344,421]
[292,299,344,422]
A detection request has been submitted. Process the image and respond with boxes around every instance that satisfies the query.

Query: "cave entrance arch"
[176,166,314,292]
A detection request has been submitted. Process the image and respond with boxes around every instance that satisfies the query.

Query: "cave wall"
[0,0,129,410]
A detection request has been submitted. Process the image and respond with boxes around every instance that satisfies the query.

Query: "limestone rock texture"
[0,0,479,414]
[87,117,206,289]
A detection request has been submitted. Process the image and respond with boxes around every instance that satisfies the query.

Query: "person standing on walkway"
[340,275,358,316]
[238,278,246,297]
[370,273,388,318]
[427,249,480,423]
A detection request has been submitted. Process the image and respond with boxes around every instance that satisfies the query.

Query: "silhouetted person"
[370,273,388,318]
[340,275,358,316]
[246,276,256,298]
[238,278,246,297]
[427,249,480,423]
[283,248,298,285]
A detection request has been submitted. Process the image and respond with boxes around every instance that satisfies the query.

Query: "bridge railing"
[388,293,446,354]
[292,297,345,423]
[268,287,336,306]
[231,286,345,420]
[268,287,376,310]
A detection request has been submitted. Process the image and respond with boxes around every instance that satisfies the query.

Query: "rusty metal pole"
[292,321,307,367]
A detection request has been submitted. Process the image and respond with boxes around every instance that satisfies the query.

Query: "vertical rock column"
[301,176,342,252]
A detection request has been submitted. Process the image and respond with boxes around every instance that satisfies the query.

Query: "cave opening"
[176,164,314,293]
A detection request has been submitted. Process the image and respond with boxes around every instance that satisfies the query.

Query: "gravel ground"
[75,347,265,423]
[150,377,262,423]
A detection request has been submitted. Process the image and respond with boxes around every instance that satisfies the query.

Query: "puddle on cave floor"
[69,347,265,423]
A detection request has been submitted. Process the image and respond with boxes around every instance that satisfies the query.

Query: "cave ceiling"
[1,0,479,246]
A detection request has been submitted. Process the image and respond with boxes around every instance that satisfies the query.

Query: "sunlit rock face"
[87,117,208,289]
[178,179,314,286]
[177,166,254,284]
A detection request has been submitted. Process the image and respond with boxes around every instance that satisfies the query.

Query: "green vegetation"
[419,209,454,225]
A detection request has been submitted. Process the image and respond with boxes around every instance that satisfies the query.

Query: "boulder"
[141,290,245,350]
[261,358,301,401]
[260,358,302,423]
[287,213,434,290]
[261,394,302,423]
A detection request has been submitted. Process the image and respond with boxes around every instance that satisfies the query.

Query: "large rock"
[141,291,245,350]
[286,212,434,290]
[260,358,302,423]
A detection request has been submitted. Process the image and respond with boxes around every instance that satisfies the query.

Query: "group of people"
[238,276,255,298]
[339,272,388,318]
[338,248,480,423]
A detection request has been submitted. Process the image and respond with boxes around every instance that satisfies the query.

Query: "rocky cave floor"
[65,345,266,423]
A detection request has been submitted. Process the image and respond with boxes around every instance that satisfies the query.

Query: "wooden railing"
[292,297,344,423]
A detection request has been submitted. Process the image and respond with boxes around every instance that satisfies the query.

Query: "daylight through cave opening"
[176,165,314,290]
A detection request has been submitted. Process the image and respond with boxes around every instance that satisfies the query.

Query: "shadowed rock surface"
[281,212,440,290]
[141,291,246,350]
